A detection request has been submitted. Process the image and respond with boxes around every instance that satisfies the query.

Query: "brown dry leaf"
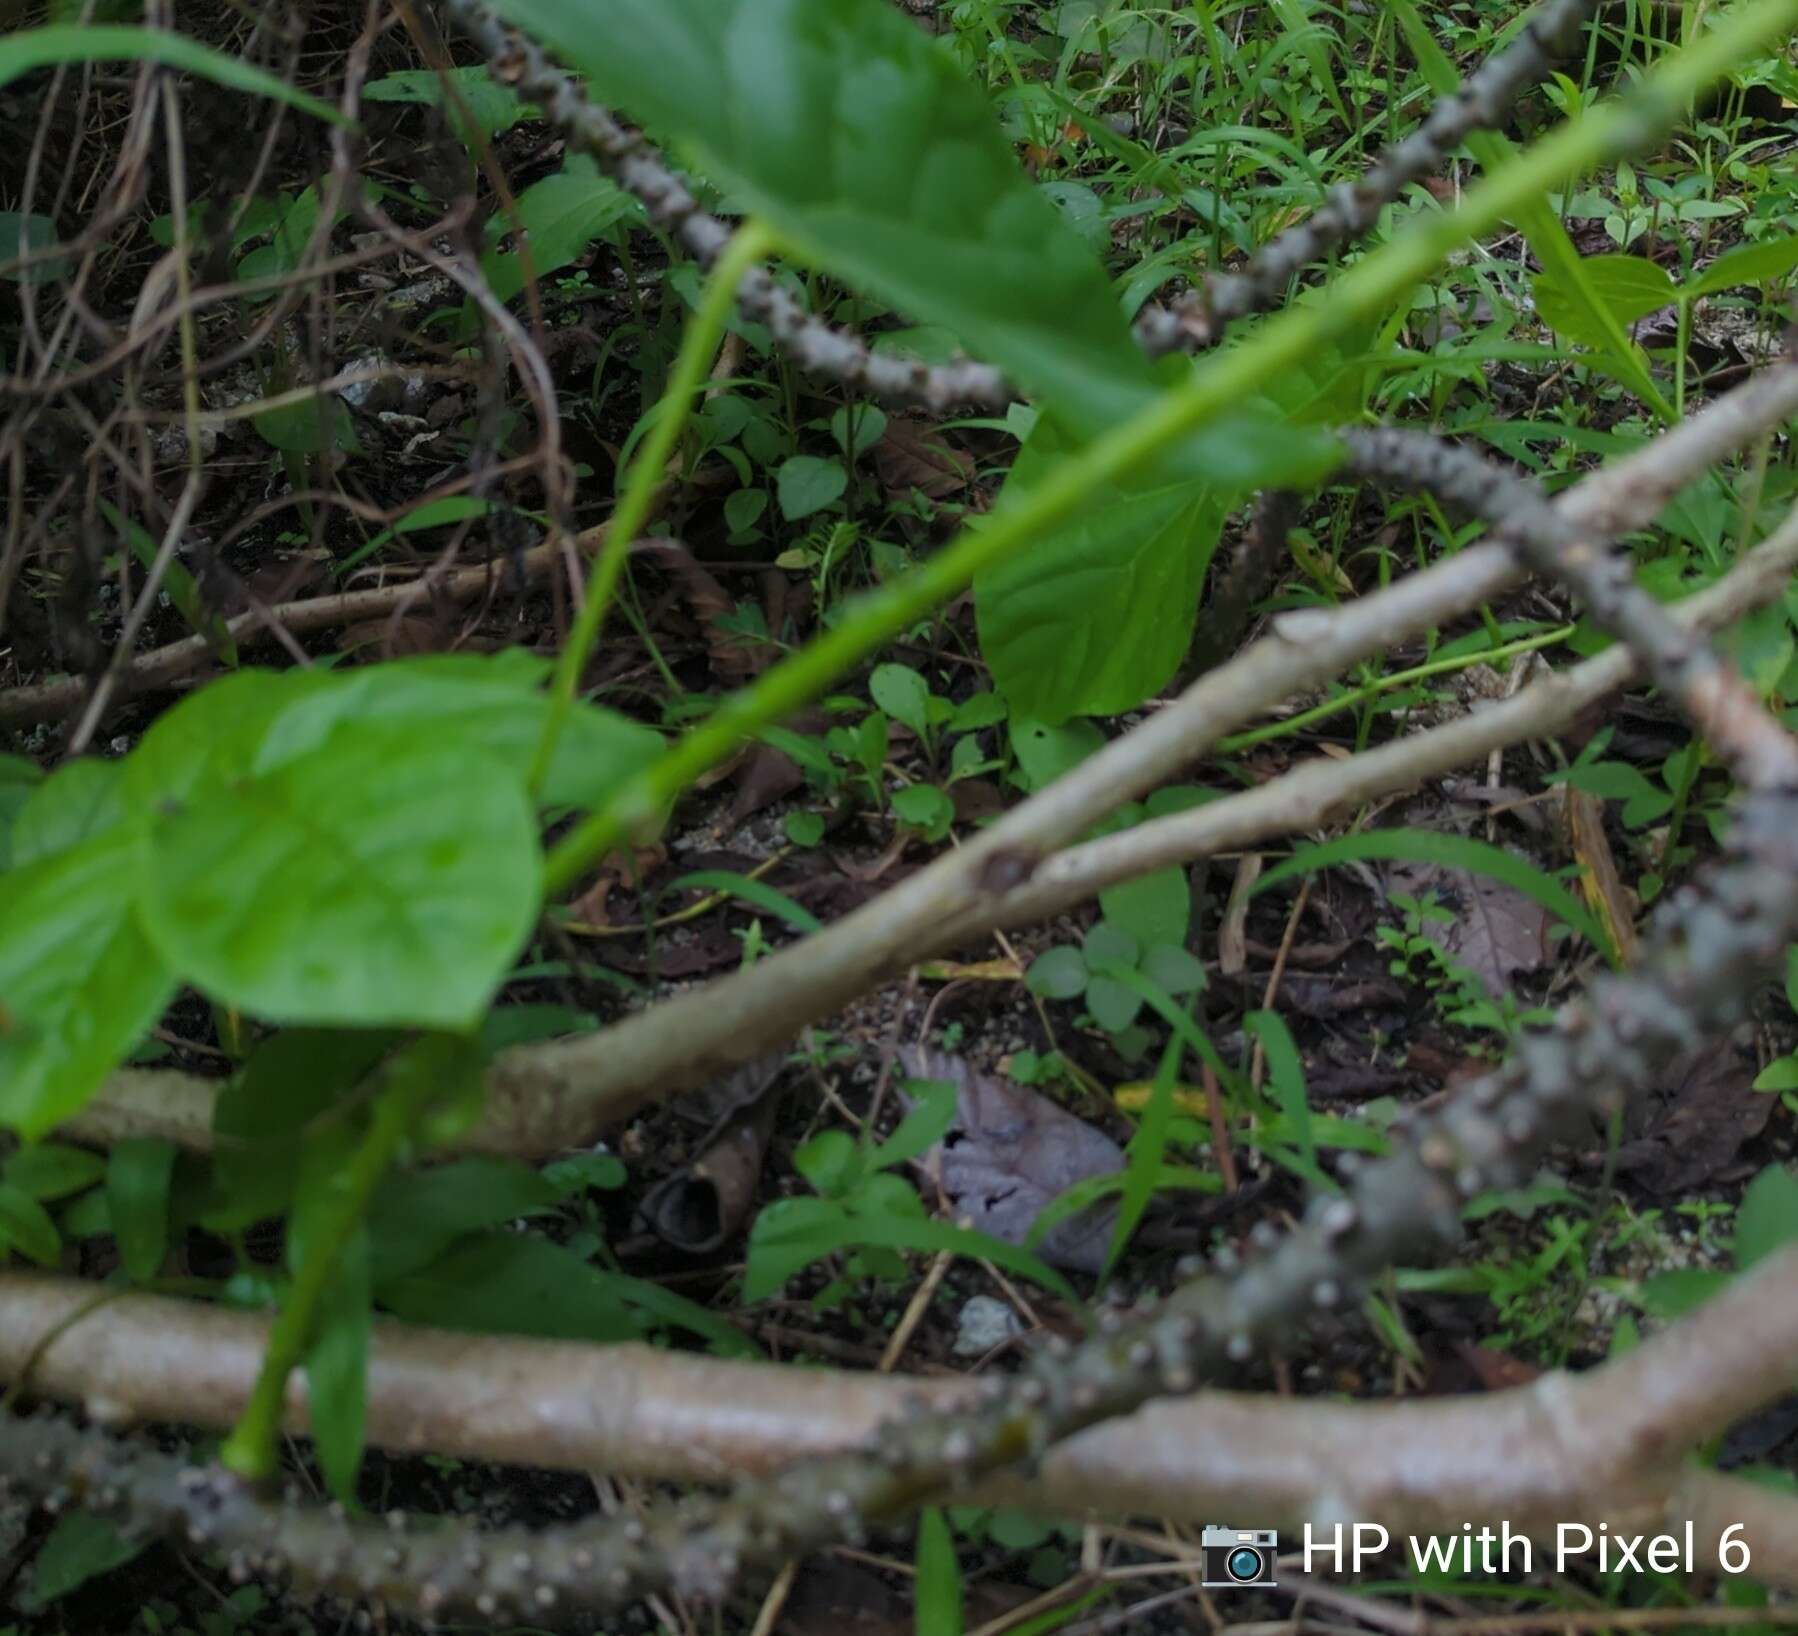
[336,614,442,656]
[721,743,804,828]
[1218,852,1262,976]
[1608,1027,1772,1195]
[633,537,766,680]
[872,417,975,501]
[900,1045,1122,1273]
[1388,859,1551,999]
[918,957,1024,982]
[1564,786,1639,963]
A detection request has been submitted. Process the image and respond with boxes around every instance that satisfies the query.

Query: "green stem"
[218,1035,461,1482]
[540,0,1796,899]
[1215,625,1573,754]
[529,220,778,794]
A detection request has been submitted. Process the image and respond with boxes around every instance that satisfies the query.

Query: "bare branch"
[6,1249,1797,1613]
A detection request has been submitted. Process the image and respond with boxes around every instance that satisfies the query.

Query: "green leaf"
[289,1118,372,1501]
[870,662,932,740]
[1083,922,1139,970]
[977,416,1224,721]
[0,826,178,1139]
[486,0,1151,433]
[1025,945,1088,1000]
[3,1142,105,1202]
[1254,829,1617,966]
[1753,1053,1798,1093]
[367,1158,563,1286]
[305,1254,370,1504]
[1386,0,1672,420]
[1106,1033,1182,1277]
[1684,231,1798,299]
[1008,716,1102,793]
[377,1232,647,1343]
[1734,1164,1798,1271]
[107,1138,176,1282]
[874,1077,960,1171]
[776,454,848,520]
[141,725,539,1030]
[99,498,237,665]
[10,758,127,868]
[1140,942,1206,996]
[1638,1266,1728,1320]
[0,26,349,123]
[915,1510,963,1636]
[0,209,69,283]
[478,155,636,309]
[831,403,887,460]
[252,392,357,454]
[0,1182,61,1265]
[892,782,954,838]
[0,753,44,870]
[1085,974,1143,1033]
[363,64,538,144]
[17,1511,146,1611]
[1245,1010,1327,1190]
[743,1194,1075,1303]
[665,869,823,934]
[1534,254,1676,352]
[1101,866,1189,951]
[205,1030,397,1232]
[243,654,663,812]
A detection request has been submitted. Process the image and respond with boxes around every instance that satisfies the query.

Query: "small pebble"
[953,1295,1026,1357]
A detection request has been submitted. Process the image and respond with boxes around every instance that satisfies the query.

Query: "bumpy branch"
[7,1249,1798,1612]
[1136,0,1602,354]
[437,0,1013,412]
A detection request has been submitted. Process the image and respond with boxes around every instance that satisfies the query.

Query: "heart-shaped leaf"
[141,724,540,1029]
[0,826,177,1139]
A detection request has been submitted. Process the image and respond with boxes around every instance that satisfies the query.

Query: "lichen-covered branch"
[438,0,1013,412]
[6,1246,1798,1617]
[1135,0,1602,354]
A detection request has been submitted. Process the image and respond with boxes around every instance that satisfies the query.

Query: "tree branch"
[5,1248,1797,1613]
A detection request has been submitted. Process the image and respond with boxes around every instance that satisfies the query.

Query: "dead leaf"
[900,1045,1122,1273]
[1606,1027,1772,1194]
[872,417,975,501]
[633,536,766,680]
[1564,787,1639,963]
[1387,860,1551,998]
[1218,853,1262,976]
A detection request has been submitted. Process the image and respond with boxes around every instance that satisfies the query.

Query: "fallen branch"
[5,1247,1797,1606]
[56,364,1798,1157]
[0,525,609,729]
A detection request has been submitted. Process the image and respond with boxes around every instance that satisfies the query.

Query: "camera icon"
[1200,1526,1278,1588]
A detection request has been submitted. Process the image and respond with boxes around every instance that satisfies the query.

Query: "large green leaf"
[487,0,1157,435]
[0,826,177,1139]
[10,758,125,869]
[977,417,1224,721]
[125,657,663,814]
[363,64,538,145]
[477,155,637,310]
[0,754,44,871]
[140,724,540,1030]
